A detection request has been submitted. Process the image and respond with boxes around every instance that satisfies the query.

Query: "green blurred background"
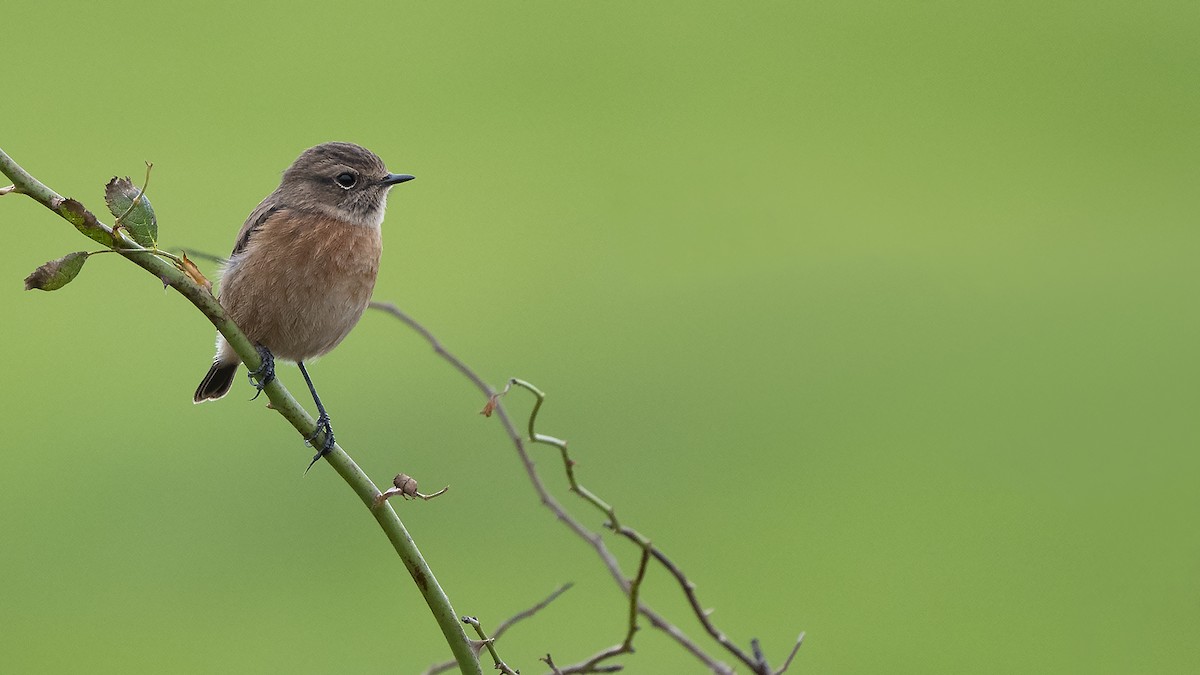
[2,1,1197,673]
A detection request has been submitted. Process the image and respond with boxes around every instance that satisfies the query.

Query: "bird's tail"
[193,361,239,403]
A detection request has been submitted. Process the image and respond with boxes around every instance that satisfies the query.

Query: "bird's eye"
[335,172,357,189]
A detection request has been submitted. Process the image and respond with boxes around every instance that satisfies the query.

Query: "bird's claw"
[304,413,335,472]
[247,345,275,400]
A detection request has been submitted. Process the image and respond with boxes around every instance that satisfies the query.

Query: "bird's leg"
[298,361,335,471]
[247,345,275,400]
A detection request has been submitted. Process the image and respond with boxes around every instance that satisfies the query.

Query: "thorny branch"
[370,302,805,674]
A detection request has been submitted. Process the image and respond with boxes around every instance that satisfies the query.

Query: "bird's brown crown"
[276,142,400,227]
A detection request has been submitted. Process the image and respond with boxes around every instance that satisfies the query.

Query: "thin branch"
[492,582,574,641]
[370,302,738,674]
[775,633,805,675]
[541,655,566,675]
[0,148,481,675]
[423,584,575,675]
[498,379,778,673]
[614,524,762,671]
[552,546,651,674]
[491,379,620,529]
[171,248,226,265]
[461,616,520,675]
[623,547,651,651]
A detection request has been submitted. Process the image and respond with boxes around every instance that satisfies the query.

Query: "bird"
[193,142,414,469]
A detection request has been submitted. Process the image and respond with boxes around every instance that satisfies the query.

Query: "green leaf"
[104,176,157,247]
[24,251,89,291]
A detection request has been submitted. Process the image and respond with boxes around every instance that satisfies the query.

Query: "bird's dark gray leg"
[298,361,335,471]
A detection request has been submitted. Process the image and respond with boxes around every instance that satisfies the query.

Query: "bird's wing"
[230,197,284,257]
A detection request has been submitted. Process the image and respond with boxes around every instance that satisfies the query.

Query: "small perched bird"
[193,142,414,468]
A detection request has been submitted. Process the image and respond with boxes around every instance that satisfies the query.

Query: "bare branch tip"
[774,633,805,675]
[419,485,450,501]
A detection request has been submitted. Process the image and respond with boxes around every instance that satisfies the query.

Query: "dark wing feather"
[231,199,283,257]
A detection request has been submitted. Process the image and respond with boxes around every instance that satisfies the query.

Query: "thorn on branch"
[467,637,492,657]
[462,615,520,675]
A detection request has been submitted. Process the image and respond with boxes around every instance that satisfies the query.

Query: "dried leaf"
[179,253,212,292]
[480,395,499,417]
[24,251,89,291]
[104,176,157,247]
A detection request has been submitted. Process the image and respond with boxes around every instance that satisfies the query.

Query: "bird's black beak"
[382,173,416,185]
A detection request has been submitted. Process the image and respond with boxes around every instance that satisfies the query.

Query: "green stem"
[0,146,481,675]
[506,378,620,530]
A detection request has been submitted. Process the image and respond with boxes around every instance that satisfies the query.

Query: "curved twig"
[370,302,741,674]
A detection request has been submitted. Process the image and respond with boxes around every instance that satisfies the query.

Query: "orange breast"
[219,212,382,362]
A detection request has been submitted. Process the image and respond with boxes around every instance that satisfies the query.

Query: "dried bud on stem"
[373,473,450,507]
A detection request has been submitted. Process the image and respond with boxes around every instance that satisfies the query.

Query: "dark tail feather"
[194,361,239,403]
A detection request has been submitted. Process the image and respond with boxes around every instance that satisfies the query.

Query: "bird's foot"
[247,345,275,400]
[304,412,335,472]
